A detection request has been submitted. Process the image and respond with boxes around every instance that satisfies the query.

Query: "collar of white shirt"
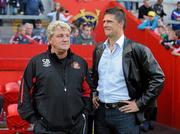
[104,34,125,50]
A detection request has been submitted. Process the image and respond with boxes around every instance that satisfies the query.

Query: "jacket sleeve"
[135,46,165,110]
[91,46,99,97]
[138,20,148,30]
[18,59,37,123]
[82,60,95,113]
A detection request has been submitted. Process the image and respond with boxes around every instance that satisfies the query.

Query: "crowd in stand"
[9,20,47,44]
[46,2,96,45]
[0,0,97,45]
[124,0,180,57]
[0,0,180,53]
[0,0,44,15]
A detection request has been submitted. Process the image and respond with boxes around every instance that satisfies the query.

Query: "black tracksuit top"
[18,49,93,129]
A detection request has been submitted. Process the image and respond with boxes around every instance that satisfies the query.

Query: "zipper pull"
[64,87,67,92]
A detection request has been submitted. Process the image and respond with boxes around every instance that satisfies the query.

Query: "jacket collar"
[47,45,73,61]
[123,37,133,55]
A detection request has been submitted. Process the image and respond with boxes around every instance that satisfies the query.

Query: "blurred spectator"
[23,0,44,25]
[161,29,180,50]
[124,1,138,12]
[47,2,60,22]
[171,47,180,56]
[152,0,166,20]
[138,0,153,19]
[0,0,7,15]
[138,11,159,31]
[18,0,25,14]
[58,7,72,23]
[124,1,133,11]
[32,19,47,44]
[24,23,33,37]
[74,23,95,45]
[52,2,61,12]
[9,24,32,44]
[171,1,180,30]
[154,18,167,37]
[8,0,18,15]
[24,0,44,15]
[0,0,7,26]
[48,3,72,23]
[70,26,79,44]
[154,25,168,40]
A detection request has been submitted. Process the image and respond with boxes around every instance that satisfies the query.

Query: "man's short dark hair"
[104,7,126,29]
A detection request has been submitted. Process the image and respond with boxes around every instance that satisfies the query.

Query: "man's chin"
[104,32,111,37]
[60,46,70,51]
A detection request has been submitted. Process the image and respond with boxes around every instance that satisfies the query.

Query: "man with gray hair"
[18,21,94,134]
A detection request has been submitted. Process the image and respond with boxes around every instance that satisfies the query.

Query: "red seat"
[5,82,19,93]
[7,104,29,130]
[4,82,20,111]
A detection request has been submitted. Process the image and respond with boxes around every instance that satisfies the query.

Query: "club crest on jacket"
[71,61,80,69]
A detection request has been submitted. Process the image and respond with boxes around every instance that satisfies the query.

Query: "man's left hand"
[119,100,139,113]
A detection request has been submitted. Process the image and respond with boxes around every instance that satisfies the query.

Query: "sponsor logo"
[42,59,51,67]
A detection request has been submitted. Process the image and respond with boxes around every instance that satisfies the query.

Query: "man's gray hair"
[47,21,71,39]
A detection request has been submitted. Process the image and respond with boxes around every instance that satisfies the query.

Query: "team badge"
[71,61,81,69]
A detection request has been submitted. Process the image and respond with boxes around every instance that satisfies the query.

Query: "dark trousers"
[34,114,87,134]
[87,114,94,134]
[94,106,139,134]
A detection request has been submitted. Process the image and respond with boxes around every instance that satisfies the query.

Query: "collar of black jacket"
[47,45,73,62]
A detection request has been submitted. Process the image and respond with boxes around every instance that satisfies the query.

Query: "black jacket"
[18,49,94,130]
[8,0,17,6]
[138,5,154,19]
[153,3,166,18]
[92,37,165,123]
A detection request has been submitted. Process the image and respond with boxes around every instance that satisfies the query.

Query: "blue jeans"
[94,105,139,134]
[0,7,7,15]
[124,2,133,10]
[9,5,17,15]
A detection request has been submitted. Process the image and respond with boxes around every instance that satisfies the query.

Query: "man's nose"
[103,22,109,27]
[63,36,69,41]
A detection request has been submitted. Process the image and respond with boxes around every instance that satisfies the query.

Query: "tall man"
[92,7,165,134]
[18,21,94,134]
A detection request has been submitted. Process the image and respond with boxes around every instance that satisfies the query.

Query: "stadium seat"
[4,82,20,111]
[5,82,19,93]
[7,104,29,130]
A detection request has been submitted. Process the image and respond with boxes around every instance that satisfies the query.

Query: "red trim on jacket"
[20,77,36,103]
[20,79,24,104]
[82,77,91,97]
